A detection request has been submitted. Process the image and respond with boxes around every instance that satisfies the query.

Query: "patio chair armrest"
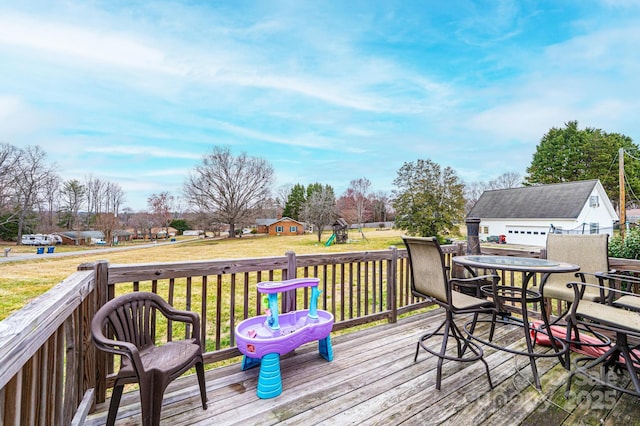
[91,334,145,373]
[566,281,639,304]
[594,270,640,304]
[574,271,607,281]
[595,270,640,282]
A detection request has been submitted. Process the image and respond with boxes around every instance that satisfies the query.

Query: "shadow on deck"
[85,309,640,425]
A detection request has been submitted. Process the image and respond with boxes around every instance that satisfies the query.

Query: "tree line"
[0,143,126,243]
[3,121,638,244]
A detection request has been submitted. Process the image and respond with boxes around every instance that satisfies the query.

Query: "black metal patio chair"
[565,281,640,398]
[531,233,612,321]
[403,236,499,390]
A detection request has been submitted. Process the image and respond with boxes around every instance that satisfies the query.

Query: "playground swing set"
[325,218,368,246]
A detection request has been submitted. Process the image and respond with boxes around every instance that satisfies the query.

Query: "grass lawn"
[0,229,409,320]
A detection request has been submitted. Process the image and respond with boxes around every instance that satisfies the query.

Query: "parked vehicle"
[21,234,56,246]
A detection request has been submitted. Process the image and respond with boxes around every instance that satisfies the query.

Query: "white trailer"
[21,234,56,245]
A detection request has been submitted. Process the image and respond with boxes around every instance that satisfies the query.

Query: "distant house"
[256,217,305,236]
[151,227,177,238]
[58,230,105,245]
[467,180,618,246]
[626,209,640,224]
[183,230,205,237]
[113,229,133,242]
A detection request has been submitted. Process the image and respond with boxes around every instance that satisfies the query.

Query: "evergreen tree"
[282,183,306,220]
[526,121,640,208]
[392,159,464,238]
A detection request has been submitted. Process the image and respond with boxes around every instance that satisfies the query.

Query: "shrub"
[609,229,640,259]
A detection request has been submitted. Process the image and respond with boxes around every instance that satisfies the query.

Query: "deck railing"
[2,244,640,425]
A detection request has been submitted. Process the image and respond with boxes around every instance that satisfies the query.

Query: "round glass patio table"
[452,255,579,389]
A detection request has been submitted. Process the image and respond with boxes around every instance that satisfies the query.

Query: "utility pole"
[620,147,626,239]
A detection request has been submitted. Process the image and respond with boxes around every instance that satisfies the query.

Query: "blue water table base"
[235,278,335,399]
[241,336,333,399]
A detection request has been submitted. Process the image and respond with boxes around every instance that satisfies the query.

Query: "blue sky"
[1,1,639,211]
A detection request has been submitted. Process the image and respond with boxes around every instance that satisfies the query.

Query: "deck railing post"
[388,245,398,323]
[78,261,109,405]
[282,251,297,313]
[451,243,466,279]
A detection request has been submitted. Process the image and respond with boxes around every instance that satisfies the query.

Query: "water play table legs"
[241,335,333,398]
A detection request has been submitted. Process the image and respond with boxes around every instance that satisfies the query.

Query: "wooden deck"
[85,309,640,425]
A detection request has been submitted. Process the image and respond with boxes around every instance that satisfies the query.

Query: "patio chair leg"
[481,356,494,389]
[488,312,497,342]
[196,362,208,410]
[565,368,575,398]
[106,383,124,426]
[522,308,542,390]
[564,321,576,370]
[436,319,452,390]
[461,313,479,355]
[138,373,165,426]
[618,334,640,394]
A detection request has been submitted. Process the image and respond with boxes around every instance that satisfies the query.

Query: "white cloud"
[0,14,186,75]
[85,145,201,160]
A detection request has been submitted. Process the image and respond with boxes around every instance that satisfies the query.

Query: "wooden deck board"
[85,309,639,425]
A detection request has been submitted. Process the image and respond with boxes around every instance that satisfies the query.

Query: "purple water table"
[235,278,334,398]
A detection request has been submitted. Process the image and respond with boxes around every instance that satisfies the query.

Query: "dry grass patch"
[0,229,406,320]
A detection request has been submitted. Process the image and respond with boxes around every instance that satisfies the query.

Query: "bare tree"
[59,179,87,230]
[347,177,371,227]
[104,181,125,216]
[275,184,293,211]
[465,172,522,214]
[94,213,119,246]
[118,207,134,228]
[147,191,175,237]
[302,185,337,242]
[130,212,155,240]
[13,146,55,243]
[487,172,522,190]
[464,181,487,214]
[183,146,274,238]
[370,190,390,223]
[39,173,61,232]
[0,143,21,226]
[85,175,106,216]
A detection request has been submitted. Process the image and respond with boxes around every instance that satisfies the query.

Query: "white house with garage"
[467,179,618,246]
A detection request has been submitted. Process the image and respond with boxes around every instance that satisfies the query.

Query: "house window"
[290,226,297,233]
[590,223,599,234]
[481,226,489,234]
[589,195,599,207]
[276,226,284,233]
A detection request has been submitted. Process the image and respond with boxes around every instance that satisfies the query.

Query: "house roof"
[333,218,348,227]
[59,230,105,239]
[468,180,604,219]
[256,217,304,226]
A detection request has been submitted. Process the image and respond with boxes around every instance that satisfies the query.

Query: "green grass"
[0,229,407,320]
